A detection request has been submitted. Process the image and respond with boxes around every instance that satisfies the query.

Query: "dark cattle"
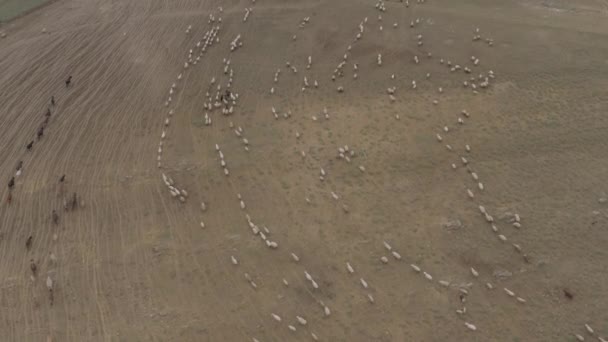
[59,175,65,183]
[8,177,15,189]
[71,192,78,210]
[26,141,34,151]
[52,210,59,225]
[37,127,44,140]
[51,96,55,106]
[25,236,32,250]
[16,161,23,170]
[30,259,37,276]
[65,76,72,87]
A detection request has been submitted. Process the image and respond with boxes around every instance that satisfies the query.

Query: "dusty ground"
[0,0,607,341]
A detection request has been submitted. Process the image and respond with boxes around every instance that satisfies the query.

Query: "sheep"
[243,8,252,22]
[231,256,238,265]
[423,272,433,280]
[470,268,479,277]
[271,313,282,322]
[410,264,421,272]
[467,189,474,199]
[291,253,300,262]
[296,316,307,325]
[380,256,389,264]
[367,294,375,303]
[383,241,392,251]
[346,262,355,274]
[512,243,522,253]
[377,54,382,66]
[323,306,331,316]
[391,251,402,260]
[464,322,477,331]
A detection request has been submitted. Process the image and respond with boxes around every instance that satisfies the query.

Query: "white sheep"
[383,240,392,251]
[291,253,300,262]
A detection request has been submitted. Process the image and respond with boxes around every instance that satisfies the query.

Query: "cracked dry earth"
[0,0,607,341]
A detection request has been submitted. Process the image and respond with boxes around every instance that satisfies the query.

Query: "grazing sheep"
[383,241,392,251]
[291,253,300,262]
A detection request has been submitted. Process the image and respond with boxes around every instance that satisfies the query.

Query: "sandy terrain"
[0,0,607,341]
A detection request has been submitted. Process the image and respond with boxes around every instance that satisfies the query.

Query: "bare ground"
[0,0,607,341]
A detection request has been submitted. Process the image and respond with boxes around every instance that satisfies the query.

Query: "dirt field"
[0,0,607,341]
